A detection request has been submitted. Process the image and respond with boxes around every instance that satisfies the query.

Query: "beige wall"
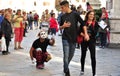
[0,0,56,16]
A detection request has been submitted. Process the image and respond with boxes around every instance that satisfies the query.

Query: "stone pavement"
[0,29,120,76]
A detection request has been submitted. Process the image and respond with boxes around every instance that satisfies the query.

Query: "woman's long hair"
[84,10,96,27]
[84,10,96,22]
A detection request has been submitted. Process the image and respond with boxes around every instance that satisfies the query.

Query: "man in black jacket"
[59,1,89,76]
[1,12,12,55]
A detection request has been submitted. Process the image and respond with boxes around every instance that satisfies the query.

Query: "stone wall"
[110,18,120,33]
[106,0,120,48]
[109,18,120,48]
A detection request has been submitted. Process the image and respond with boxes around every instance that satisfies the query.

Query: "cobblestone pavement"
[0,29,120,76]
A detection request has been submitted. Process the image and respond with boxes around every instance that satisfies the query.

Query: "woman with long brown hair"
[80,10,99,76]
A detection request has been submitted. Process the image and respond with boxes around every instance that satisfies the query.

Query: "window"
[110,0,113,9]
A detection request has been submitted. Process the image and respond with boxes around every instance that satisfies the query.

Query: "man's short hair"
[51,13,55,17]
[60,0,69,6]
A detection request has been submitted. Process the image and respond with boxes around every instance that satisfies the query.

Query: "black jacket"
[80,21,99,40]
[1,18,12,40]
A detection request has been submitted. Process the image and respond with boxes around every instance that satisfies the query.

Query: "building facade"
[0,0,56,15]
[106,0,120,47]
[87,0,101,9]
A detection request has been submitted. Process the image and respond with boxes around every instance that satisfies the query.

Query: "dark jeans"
[81,39,96,75]
[99,32,107,47]
[28,22,33,30]
[50,28,56,35]
[23,23,28,36]
[62,39,76,73]
[34,20,38,27]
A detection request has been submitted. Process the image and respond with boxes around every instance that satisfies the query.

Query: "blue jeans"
[62,39,76,73]
[34,21,38,27]
[29,22,33,30]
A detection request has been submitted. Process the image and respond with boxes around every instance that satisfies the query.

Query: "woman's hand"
[80,32,84,37]
[84,33,90,41]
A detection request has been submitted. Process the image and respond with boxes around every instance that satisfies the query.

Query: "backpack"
[34,14,38,20]
[30,16,34,21]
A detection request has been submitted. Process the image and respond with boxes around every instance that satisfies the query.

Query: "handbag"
[1,36,6,51]
[77,35,83,44]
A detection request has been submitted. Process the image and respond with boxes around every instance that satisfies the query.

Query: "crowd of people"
[0,1,110,76]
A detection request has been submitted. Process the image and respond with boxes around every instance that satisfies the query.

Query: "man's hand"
[60,21,71,29]
[50,37,55,46]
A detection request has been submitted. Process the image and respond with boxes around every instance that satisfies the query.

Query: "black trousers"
[81,39,96,75]
[99,32,107,47]
[5,37,11,52]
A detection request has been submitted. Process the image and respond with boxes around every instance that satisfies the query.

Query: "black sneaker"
[80,71,84,75]
[76,46,80,49]
[102,46,105,49]
[2,51,8,55]
[6,51,10,54]
[65,70,70,76]
[2,51,5,55]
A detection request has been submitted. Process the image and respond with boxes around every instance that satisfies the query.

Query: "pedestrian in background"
[44,9,50,23]
[80,10,99,76]
[59,1,89,76]
[33,13,39,29]
[99,7,109,48]
[70,4,76,12]
[49,13,58,36]
[44,9,51,34]
[27,11,33,30]
[76,5,84,15]
[86,2,93,11]
[57,11,64,36]
[13,9,24,50]
[22,11,27,37]
[1,12,12,55]
[39,14,45,29]
[0,9,5,42]
[50,10,54,15]
[0,9,4,26]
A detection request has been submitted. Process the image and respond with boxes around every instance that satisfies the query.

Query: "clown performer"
[29,29,55,69]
